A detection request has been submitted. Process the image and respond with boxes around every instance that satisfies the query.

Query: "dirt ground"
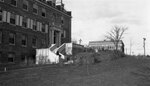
[0,56,150,86]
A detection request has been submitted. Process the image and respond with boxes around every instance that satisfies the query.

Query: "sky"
[62,0,150,55]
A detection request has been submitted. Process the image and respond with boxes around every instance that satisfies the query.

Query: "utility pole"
[143,38,146,56]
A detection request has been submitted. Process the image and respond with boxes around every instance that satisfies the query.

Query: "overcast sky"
[63,0,150,55]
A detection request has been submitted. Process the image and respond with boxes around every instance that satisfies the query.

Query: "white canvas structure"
[36,48,64,64]
[65,43,72,55]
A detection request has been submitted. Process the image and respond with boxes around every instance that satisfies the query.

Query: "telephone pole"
[143,38,146,56]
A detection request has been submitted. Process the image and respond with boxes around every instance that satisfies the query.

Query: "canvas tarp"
[36,48,59,64]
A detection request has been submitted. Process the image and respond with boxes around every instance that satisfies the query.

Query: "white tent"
[36,48,64,64]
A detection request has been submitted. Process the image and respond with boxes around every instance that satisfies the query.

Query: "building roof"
[89,40,124,46]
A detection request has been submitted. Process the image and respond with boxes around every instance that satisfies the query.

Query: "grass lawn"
[0,56,150,86]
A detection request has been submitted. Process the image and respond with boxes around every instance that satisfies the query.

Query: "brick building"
[0,0,71,65]
[89,40,124,53]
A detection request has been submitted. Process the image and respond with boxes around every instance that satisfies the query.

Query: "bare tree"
[105,25,128,51]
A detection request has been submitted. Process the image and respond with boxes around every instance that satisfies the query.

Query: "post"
[143,38,146,56]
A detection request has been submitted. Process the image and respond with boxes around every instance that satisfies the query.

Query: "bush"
[111,50,125,60]
[73,53,94,65]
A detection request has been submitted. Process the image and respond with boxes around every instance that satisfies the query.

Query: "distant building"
[89,40,124,52]
[0,0,71,65]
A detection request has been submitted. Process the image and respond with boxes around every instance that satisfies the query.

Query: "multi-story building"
[89,40,124,52]
[0,0,72,65]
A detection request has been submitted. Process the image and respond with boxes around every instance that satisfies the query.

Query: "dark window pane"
[23,0,28,10]
[8,53,15,63]
[23,4,27,10]
[22,17,27,28]
[21,35,27,46]
[33,20,37,30]
[10,19,15,24]
[10,13,16,24]
[32,38,36,47]
[33,4,38,14]
[42,24,45,32]
[33,8,37,14]
[11,0,17,6]
[9,33,15,45]
[42,13,45,17]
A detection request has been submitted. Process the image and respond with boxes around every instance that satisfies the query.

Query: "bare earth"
[0,57,150,86]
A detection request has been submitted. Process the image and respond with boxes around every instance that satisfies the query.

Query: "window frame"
[11,0,17,7]
[10,13,16,25]
[32,37,37,48]
[33,4,38,15]
[33,20,37,31]
[21,34,27,47]
[9,32,15,45]
[41,23,46,33]
[22,17,27,28]
[61,30,66,38]
[8,53,15,63]
[41,8,46,17]
[22,0,28,11]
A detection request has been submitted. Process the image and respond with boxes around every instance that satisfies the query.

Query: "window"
[32,37,36,47]
[41,8,46,17]
[61,16,64,25]
[41,39,45,46]
[23,0,28,11]
[33,20,37,31]
[21,34,27,46]
[0,9,2,21]
[0,31,2,44]
[11,0,17,6]
[41,23,45,33]
[9,32,15,45]
[61,30,66,38]
[10,13,16,24]
[52,13,56,25]
[8,53,15,63]
[33,4,38,14]
[22,17,27,28]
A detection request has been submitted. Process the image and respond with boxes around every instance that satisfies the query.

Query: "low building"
[89,40,124,52]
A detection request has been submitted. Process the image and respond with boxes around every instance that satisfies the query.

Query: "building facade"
[89,40,124,52]
[0,0,71,65]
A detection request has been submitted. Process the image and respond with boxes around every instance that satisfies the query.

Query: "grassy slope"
[0,57,150,86]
